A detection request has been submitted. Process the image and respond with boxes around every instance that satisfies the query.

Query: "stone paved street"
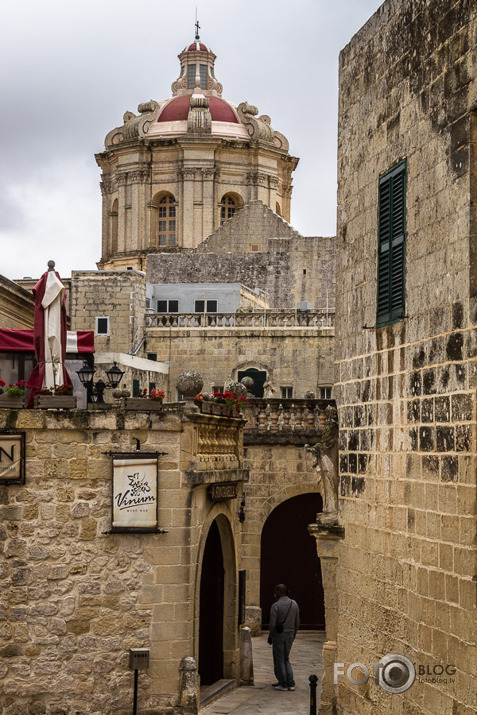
[201,632,325,714]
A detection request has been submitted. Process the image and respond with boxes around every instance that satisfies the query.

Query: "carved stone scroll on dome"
[237,103,289,149]
[104,100,162,148]
[187,95,212,134]
[304,405,339,525]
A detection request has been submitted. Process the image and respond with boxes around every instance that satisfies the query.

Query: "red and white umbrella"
[27,261,72,405]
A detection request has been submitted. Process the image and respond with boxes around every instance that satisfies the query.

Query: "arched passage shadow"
[260,493,325,629]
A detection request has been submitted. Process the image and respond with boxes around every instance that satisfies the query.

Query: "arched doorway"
[199,519,224,684]
[237,368,267,397]
[260,493,325,629]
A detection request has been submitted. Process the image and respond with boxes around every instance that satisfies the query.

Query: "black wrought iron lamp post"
[76,361,124,403]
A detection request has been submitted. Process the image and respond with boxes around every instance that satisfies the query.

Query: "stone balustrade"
[243,398,334,444]
[146,309,334,329]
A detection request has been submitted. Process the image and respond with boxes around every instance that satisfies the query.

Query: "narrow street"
[201,632,325,714]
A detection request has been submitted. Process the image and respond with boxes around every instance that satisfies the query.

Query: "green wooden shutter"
[377,159,406,326]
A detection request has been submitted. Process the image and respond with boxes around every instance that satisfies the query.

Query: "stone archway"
[260,493,325,629]
[197,512,238,686]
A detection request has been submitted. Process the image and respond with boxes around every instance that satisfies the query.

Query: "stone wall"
[70,270,147,355]
[145,326,335,400]
[334,0,476,713]
[0,405,244,714]
[0,275,34,330]
[147,201,336,311]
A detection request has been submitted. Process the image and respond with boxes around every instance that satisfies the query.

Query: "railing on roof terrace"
[146,309,334,329]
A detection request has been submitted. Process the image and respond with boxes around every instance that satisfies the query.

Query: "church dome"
[157,96,239,124]
[185,41,210,52]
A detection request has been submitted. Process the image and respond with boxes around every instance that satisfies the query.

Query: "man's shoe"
[288,686,296,691]
[275,685,289,691]
[272,683,280,687]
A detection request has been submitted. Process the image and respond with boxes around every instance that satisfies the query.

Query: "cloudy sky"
[1,0,382,281]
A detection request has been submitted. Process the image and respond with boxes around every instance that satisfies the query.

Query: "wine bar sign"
[112,455,159,532]
[0,432,25,485]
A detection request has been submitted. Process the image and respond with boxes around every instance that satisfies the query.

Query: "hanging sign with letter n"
[112,455,159,532]
[0,432,25,485]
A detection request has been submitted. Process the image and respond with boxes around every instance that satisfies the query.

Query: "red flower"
[0,379,5,387]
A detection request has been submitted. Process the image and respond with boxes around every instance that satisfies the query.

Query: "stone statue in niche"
[263,381,275,399]
[305,405,339,524]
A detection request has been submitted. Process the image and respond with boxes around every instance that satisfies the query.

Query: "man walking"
[268,583,300,691]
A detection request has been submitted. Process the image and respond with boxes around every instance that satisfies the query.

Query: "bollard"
[309,674,318,715]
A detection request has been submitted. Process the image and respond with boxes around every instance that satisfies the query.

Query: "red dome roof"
[158,96,239,124]
[187,41,209,52]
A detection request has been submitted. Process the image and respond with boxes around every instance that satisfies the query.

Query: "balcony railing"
[146,310,334,329]
[245,398,333,432]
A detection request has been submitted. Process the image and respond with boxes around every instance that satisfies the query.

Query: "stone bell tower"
[96,30,299,271]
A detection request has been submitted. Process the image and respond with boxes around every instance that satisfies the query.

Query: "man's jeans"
[272,631,295,688]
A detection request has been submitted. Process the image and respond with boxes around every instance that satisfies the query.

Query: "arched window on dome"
[110,199,118,254]
[220,194,242,225]
[276,202,282,217]
[156,193,177,246]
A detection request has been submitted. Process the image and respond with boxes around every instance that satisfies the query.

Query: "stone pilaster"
[308,521,344,715]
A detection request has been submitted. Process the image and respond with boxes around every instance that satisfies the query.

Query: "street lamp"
[76,361,124,403]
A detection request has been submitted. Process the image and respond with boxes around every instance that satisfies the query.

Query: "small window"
[96,317,109,335]
[250,243,260,252]
[212,385,224,394]
[157,194,177,246]
[194,299,218,313]
[188,64,196,89]
[149,382,156,393]
[319,386,332,400]
[132,379,140,397]
[146,298,151,309]
[281,386,293,399]
[147,353,157,362]
[157,299,179,313]
[220,194,238,224]
[199,64,207,89]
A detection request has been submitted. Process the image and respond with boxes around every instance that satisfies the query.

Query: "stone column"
[308,521,344,715]
[181,169,196,248]
[202,168,216,240]
[179,656,198,714]
[116,172,128,253]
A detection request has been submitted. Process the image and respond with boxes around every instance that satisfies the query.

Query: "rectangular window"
[194,299,218,313]
[132,379,140,397]
[200,64,207,89]
[157,299,179,313]
[377,159,406,327]
[188,64,196,88]
[280,386,293,399]
[319,386,332,400]
[212,385,224,394]
[145,298,151,309]
[147,353,157,361]
[95,316,109,335]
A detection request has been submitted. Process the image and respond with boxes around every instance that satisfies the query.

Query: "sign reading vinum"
[112,457,158,531]
[0,432,25,485]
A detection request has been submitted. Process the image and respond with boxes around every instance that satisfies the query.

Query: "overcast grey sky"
[0,0,382,281]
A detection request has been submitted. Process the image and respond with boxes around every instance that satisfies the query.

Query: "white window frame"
[95,316,110,336]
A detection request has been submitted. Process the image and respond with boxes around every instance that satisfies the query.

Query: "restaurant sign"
[112,455,159,532]
[208,482,238,502]
[0,432,25,485]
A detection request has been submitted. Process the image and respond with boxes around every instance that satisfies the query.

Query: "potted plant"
[123,388,165,411]
[0,379,27,408]
[33,384,76,409]
[195,391,249,417]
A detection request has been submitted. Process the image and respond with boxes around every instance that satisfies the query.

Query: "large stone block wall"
[335,1,476,713]
[0,276,34,330]
[0,407,242,714]
[145,327,335,400]
[70,270,147,355]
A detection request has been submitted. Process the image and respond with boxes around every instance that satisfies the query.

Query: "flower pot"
[34,396,77,409]
[0,394,25,408]
[123,398,164,411]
